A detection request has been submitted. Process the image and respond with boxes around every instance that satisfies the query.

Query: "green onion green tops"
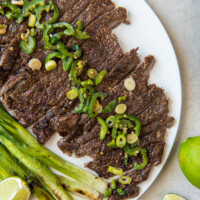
[45,60,57,71]
[118,176,132,185]
[118,96,127,101]
[67,90,79,100]
[87,68,98,79]
[108,166,123,176]
[117,188,125,196]
[97,117,108,141]
[106,115,115,128]
[107,139,118,148]
[116,134,126,148]
[104,188,112,197]
[110,179,116,190]
[94,69,108,85]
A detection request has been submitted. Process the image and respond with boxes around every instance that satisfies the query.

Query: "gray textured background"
[140,0,200,199]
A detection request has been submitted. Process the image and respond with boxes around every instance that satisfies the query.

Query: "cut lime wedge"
[163,193,186,200]
[0,177,30,200]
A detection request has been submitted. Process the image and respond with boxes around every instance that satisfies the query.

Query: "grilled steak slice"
[60,0,91,23]
[0,17,25,45]
[66,7,129,48]
[57,56,174,178]
[55,56,152,143]
[71,0,115,27]
[0,33,22,88]
[54,0,80,16]
[32,48,139,143]
[0,14,28,87]
[56,55,151,140]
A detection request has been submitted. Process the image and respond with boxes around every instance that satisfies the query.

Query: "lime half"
[0,177,30,200]
[163,193,186,200]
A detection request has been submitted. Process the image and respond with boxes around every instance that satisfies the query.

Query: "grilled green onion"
[116,135,126,148]
[108,166,123,176]
[118,176,132,184]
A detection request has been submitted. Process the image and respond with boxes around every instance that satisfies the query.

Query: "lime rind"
[179,136,200,189]
[163,193,186,200]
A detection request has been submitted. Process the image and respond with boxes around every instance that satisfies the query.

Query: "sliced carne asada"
[54,0,80,16]
[66,6,129,48]
[32,48,139,142]
[71,0,115,28]
[57,56,174,179]
[60,0,91,24]
[0,33,22,87]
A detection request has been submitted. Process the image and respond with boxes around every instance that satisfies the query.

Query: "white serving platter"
[31,0,182,199]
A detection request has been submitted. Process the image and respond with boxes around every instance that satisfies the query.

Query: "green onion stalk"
[0,103,107,193]
[0,142,54,200]
[0,135,72,200]
[0,136,100,200]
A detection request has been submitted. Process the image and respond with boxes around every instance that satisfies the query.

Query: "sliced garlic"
[124,78,136,91]
[0,25,7,35]
[115,104,127,114]
[28,58,42,71]
[11,0,24,5]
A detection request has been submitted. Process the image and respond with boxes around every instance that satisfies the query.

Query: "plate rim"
[134,1,183,199]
